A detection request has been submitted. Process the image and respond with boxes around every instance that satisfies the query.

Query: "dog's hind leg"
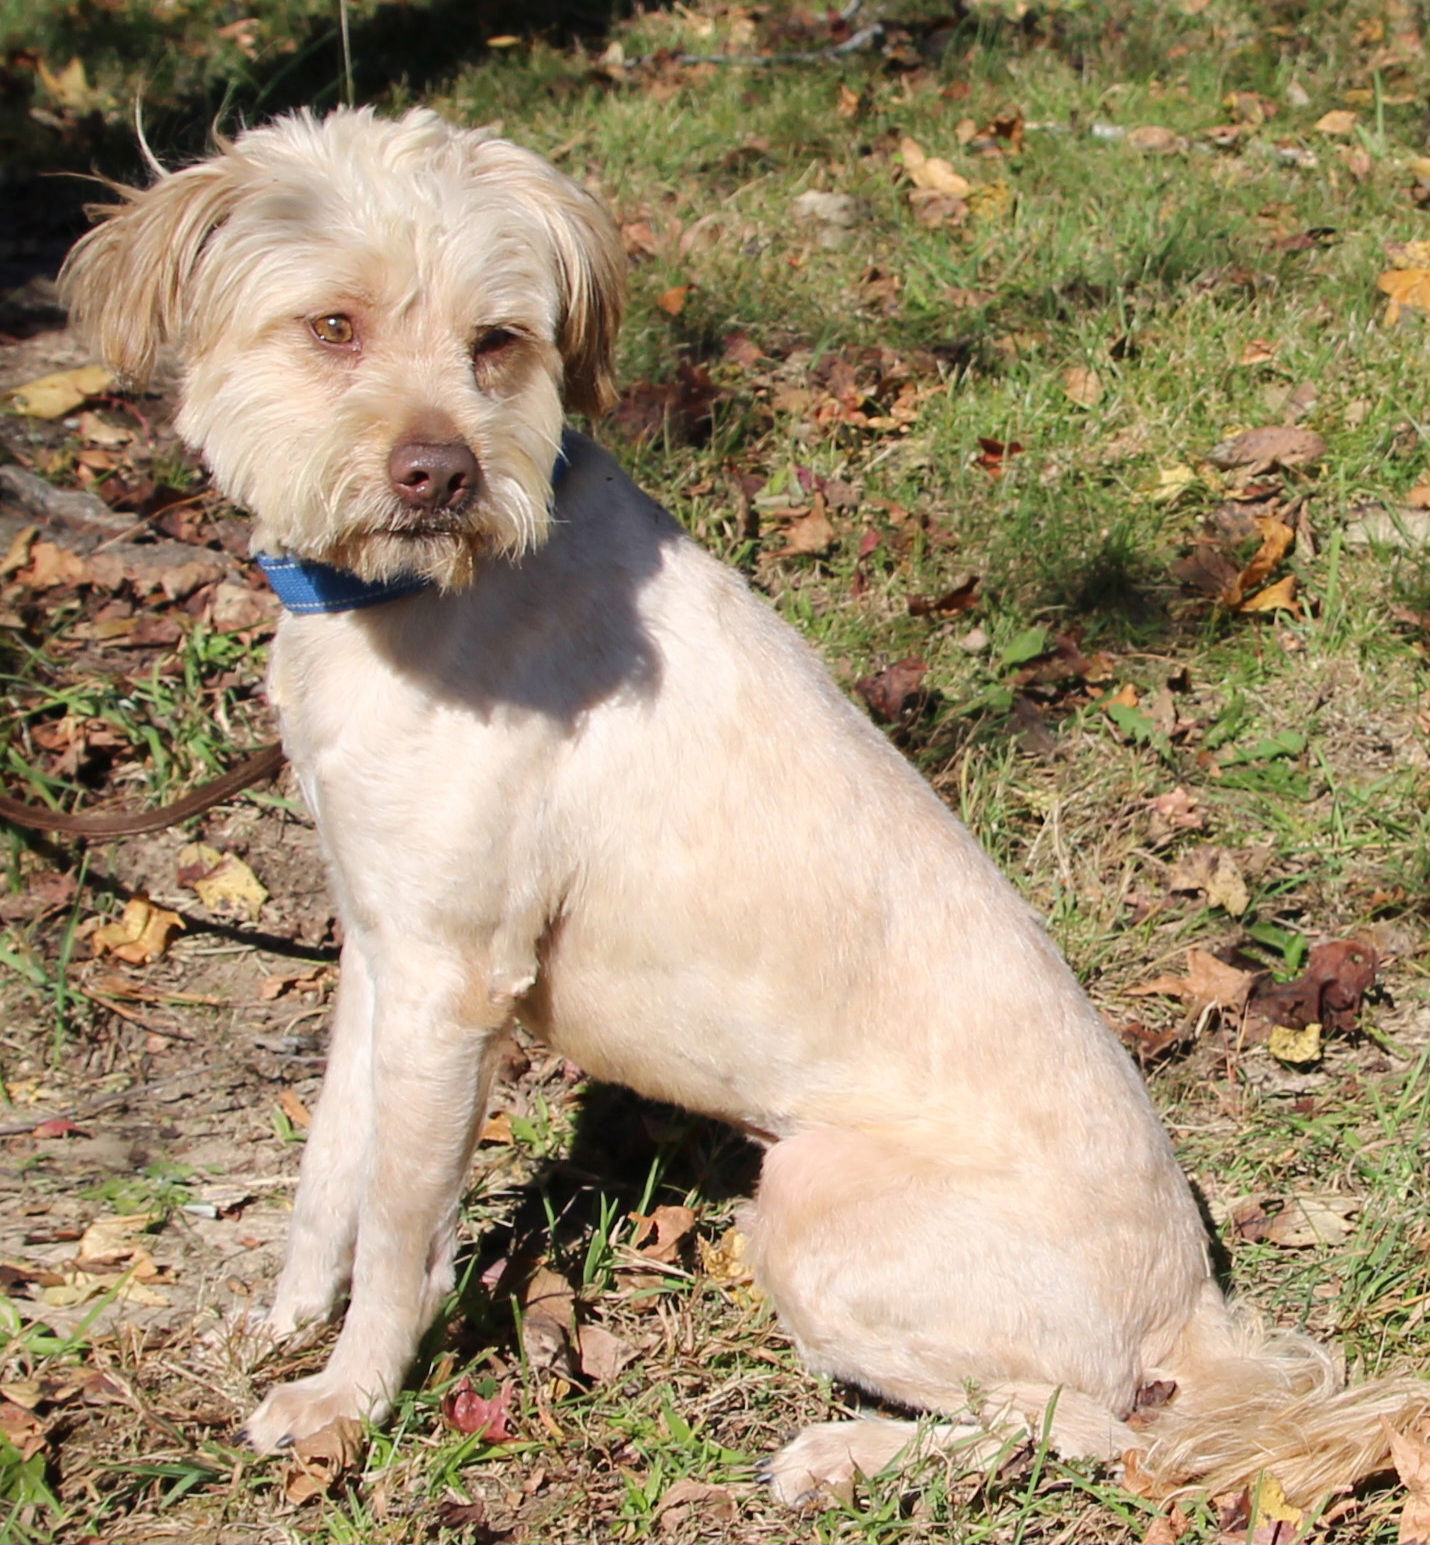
[245,948,507,1451]
[264,939,375,1339]
[742,1127,1152,1501]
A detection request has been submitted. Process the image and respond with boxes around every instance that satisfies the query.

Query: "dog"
[59,107,1425,1503]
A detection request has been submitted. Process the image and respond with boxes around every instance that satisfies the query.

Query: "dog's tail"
[1136,1281,1428,1502]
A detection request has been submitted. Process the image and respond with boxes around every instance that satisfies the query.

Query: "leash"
[0,741,286,838]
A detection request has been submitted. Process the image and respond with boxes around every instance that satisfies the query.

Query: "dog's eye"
[472,327,518,360]
[310,314,356,347]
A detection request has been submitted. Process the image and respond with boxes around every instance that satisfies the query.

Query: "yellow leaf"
[1269,1021,1322,1065]
[91,898,185,966]
[966,179,1013,221]
[7,365,115,420]
[1062,366,1103,407]
[1144,463,1197,503]
[179,842,268,922]
[1377,267,1430,327]
[485,34,520,46]
[899,137,971,197]
[1238,574,1301,615]
[1315,108,1358,135]
[1252,1473,1305,1532]
[36,56,93,110]
[1126,124,1183,154]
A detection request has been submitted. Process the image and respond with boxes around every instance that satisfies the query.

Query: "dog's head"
[59,108,626,589]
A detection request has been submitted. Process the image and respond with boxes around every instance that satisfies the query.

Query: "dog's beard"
[307,464,552,591]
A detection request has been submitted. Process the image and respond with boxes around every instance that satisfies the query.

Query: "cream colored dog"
[60,107,1424,1502]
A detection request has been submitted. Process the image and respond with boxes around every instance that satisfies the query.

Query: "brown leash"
[0,740,286,838]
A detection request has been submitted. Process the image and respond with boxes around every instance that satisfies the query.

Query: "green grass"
[1,0,1428,1540]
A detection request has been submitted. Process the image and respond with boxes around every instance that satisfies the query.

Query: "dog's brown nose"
[387,441,478,513]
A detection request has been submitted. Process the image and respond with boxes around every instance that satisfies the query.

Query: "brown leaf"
[520,1265,579,1376]
[577,1323,638,1384]
[630,1204,697,1264]
[91,897,184,966]
[1206,426,1326,472]
[0,1400,46,1462]
[655,1478,738,1529]
[899,136,972,196]
[1062,366,1103,406]
[277,1087,312,1131]
[281,1415,365,1505]
[1314,108,1358,135]
[1248,939,1378,1035]
[1166,846,1250,916]
[656,285,690,317]
[1263,1194,1359,1249]
[855,655,928,722]
[1147,786,1205,836]
[907,575,979,617]
[1129,948,1257,1016]
[1126,124,1184,153]
[776,502,836,558]
[1237,516,1296,594]
[1384,1418,1430,1544]
[975,437,1024,477]
[1144,1501,1191,1544]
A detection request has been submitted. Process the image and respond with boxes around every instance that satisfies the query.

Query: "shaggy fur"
[60,106,1425,1502]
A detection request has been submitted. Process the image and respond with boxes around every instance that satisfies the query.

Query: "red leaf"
[442,1378,517,1442]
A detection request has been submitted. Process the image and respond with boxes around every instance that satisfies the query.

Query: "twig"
[0,1069,203,1138]
[619,21,884,71]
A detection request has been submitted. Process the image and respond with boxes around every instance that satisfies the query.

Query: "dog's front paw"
[762,1419,913,1505]
[244,1372,385,1453]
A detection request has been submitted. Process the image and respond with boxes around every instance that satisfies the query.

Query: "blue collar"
[257,431,576,615]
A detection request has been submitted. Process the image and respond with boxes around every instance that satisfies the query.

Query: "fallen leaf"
[1129,948,1257,1016]
[1144,1501,1191,1544]
[1147,787,1205,836]
[1166,846,1250,915]
[775,503,835,558]
[1144,463,1198,503]
[1377,268,1430,326]
[1126,124,1184,153]
[1383,1418,1430,1545]
[1250,1472,1304,1540]
[177,843,268,922]
[1314,108,1358,135]
[1206,426,1326,471]
[630,1204,698,1264]
[975,436,1024,477]
[655,1478,738,1528]
[282,1415,365,1504]
[1248,939,1379,1036]
[855,656,928,722]
[1264,1195,1359,1249]
[6,364,115,420]
[91,897,184,966]
[77,1212,162,1263]
[36,55,95,110]
[277,1087,312,1130]
[656,285,690,316]
[899,136,972,196]
[1239,574,1301,616]
[442,1377,517,1442]
[577,1323,637,1383]
[1062,366,1104,406]
[0,1400,45,1462]
[791,189,859,246]
[520,1264,579,1377]
[1268,1022,1322,1065]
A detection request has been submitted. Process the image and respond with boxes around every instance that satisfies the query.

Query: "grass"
[0,0,1428,1540]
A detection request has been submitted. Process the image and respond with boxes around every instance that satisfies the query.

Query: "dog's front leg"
[264,939,375,1339]
[245,957,504,1452]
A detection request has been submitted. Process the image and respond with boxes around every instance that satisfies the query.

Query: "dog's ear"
[540,178,627,419]
[58,157,246,385]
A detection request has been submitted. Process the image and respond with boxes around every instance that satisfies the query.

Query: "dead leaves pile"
[1126,936,1380,1067]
